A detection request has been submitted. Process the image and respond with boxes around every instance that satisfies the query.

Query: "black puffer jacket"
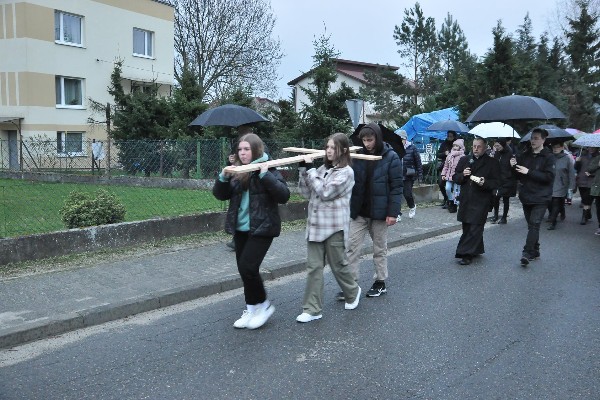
[350,123,403,220]
[515,147,555,205]
[402,143,423,180]
[213,168,290,237]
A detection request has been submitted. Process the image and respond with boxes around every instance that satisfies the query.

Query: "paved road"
[1,213,598,399]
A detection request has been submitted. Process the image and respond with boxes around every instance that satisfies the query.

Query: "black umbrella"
[350,123,406,158]
[466,95,566,123]
[426,120,470,133]
[189,104,269,127]
[520,124,574,143]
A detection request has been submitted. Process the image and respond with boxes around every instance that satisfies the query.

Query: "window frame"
[56,131,85,157]
[132,28,154,58]
[54,10,84,47]
[55,76,85,109]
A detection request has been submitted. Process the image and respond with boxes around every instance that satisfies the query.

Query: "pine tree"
[482,21,516,98]
[513,14,539,96]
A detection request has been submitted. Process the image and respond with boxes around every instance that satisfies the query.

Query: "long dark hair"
[324,132,352,169]
[233,133,265,190]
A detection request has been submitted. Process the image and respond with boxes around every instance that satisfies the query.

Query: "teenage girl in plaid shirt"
[296,133,362,323]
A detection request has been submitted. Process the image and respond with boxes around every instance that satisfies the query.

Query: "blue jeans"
[522,204,546,258]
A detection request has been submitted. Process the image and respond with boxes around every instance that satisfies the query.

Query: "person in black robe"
[452,137,501,265]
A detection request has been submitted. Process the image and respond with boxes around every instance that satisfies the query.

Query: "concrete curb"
[0,222,461,349]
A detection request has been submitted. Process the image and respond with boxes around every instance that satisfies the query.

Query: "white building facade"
[0,0,174,169]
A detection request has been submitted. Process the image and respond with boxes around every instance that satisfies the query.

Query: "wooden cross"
[223,146,381,174]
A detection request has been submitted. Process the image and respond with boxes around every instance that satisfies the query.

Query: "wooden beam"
[282,146,362,153]
[223,149,381,174]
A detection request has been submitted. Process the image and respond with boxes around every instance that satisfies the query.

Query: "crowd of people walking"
[214,125,599,329]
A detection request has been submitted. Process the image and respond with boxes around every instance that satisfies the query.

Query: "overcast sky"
[269,0,560,100]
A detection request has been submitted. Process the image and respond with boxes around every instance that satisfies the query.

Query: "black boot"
[547,221,557,230]
[498,216,507,224]
[581,210,588,225]
[490,213,499,223]
[586,209,592,220]
[447,202,457,213]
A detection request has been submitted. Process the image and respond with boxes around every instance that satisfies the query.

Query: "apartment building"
[0,0,174,169]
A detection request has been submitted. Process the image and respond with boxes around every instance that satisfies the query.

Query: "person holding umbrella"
[451,137,500,265]
[213,133,290,329]
[575,147,598,225]
[584,149,600,235]
[510,128,555,266]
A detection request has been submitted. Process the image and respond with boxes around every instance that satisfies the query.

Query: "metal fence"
[0,138,322,238]
[0,137,326,179]
[0,137,442,238]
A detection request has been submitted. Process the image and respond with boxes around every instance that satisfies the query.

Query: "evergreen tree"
[564,0,600,102]
[482,21,516,98]
[360,67,413,127]
[297,33,356,141]
[438,13,470,78]
[513,14,539,95]
[393,2,439,105]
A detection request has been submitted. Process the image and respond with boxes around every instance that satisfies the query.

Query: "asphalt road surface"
[1,216,598,400]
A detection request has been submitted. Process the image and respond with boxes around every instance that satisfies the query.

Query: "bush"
[60,189,126,229]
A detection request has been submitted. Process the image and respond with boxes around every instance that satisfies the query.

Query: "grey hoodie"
[552,151,576,197]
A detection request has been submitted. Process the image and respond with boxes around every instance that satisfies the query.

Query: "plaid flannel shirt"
[299,164,355,244]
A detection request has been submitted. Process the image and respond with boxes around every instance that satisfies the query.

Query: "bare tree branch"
[173,0,283,102]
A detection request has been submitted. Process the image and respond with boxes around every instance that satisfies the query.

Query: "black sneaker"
[366,281,386,297]
[520,257,529,266]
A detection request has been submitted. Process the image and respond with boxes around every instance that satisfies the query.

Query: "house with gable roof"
[287,58,399,125]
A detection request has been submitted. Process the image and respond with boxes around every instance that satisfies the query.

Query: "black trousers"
[493,195,510,217]
[403,178,416,209]
[438,176,447,201]
[455,222,485,259]
[548,196,565,223]
[579,187,592,206]
[233,231,273,305]
[522,204,546,257]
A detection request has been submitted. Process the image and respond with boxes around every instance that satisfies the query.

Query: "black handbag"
[405,167,416,177]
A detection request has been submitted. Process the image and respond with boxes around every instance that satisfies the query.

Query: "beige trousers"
[346,216,389,282]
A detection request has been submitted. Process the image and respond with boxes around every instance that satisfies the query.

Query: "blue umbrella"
[189,104,269,127]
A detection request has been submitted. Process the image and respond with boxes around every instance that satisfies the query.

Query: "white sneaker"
[408,206,416,218]
[296,312,322,323]
[246,304,275,329]
[233,310,253,329]
[345,286,362,310]
[396,214,402,222]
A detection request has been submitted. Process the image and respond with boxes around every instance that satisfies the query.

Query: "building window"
[54,11,83,45]
[133,28,153,58]
[57,131,84,155]
[55,76,84,107]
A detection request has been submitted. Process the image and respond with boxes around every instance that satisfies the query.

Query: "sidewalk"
[0,203,463,349]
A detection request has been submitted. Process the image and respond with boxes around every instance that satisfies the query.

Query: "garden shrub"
[60,189,126,229]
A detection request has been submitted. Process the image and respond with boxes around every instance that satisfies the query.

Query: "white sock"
[247,304,257,313]
[259,299,271,310]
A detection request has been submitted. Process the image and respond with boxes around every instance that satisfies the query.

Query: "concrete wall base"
[0,184,438,266]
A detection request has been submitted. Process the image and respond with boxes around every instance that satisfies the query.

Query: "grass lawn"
[0,179,303,238]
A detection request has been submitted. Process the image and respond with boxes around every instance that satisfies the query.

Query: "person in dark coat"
[397,129,423,219]
[510,128,555,266]
[491,139,518,224]
[575,147,599,225]
[452,137,500,265]
[436,131,457,208]
[346,123,403,298]
[213,133,290,329]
